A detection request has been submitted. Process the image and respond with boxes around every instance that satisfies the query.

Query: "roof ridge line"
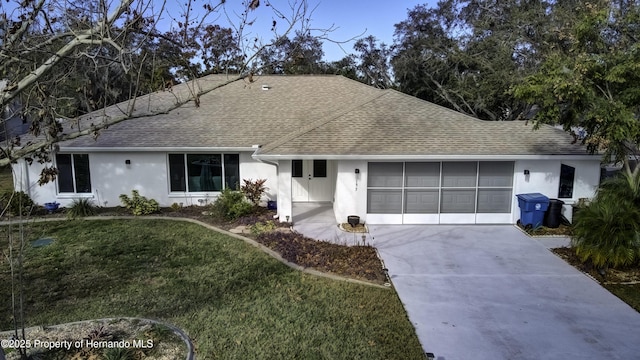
[258,90,389,154]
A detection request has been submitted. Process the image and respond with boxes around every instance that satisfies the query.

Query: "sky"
[161,0,436,61]
[302,0,435,60]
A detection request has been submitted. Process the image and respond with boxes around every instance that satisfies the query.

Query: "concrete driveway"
[371,225,640,360]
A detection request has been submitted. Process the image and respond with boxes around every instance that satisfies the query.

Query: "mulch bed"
[552,247,640,284]
[254,231,386,284]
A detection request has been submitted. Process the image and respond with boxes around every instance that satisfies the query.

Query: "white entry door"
[292,160,332,202]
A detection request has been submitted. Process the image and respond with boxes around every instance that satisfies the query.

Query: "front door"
[292,160,332,202]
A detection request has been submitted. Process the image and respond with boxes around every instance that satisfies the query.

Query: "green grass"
[606,284,640,313]
[0,219,425,359]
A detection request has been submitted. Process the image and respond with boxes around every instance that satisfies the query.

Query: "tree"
[513,0,640,270]
[391,0,581,121]
[0,0,320,169]
[199,24,244,74]
[353,35,393,89]
[512,0,640,170]
[1,1,323,358]
[256,30,325,74]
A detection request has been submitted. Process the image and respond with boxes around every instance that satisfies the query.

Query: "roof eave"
[58,146,257,152]
[253,153,602,161]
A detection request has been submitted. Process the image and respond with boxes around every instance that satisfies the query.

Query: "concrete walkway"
[371,225,640,359]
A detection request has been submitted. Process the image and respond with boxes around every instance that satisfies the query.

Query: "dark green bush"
[67,198,97,219]
[119,190,159,215]
[211,188,254,220]
[1,191,35,216]
[571,171,640,269]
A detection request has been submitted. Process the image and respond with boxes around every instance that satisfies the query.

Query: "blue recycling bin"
[516,193,549,228]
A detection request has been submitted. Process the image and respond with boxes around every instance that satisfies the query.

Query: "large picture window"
[169,154,240,192]
[56,154,92,193]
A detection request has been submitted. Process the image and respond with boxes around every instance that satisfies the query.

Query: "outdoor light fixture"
[125,159,131,165]
[355,168,360,174]
[524,169,530,175]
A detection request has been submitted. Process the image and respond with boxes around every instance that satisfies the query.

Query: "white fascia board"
[58,146,257,152]
[253,154,602,161]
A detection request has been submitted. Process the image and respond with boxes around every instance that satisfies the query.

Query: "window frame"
[168,153,240,193]
[558,164,575,199]
[55,153,92,194]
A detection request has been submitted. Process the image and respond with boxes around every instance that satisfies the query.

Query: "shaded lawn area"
[0,219,425,359]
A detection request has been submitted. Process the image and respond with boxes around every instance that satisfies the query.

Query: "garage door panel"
[367,189,402,214]
[477,189,512,213]
[404,190,439,213]
[441,189,476,213]
[479,162,514,187]
[405,162,440,187]
[442,162,477,187]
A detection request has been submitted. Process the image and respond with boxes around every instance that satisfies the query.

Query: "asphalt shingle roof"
[54,74,589,157]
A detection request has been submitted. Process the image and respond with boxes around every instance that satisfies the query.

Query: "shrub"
[211,188,254,220]
[241,178,267,206]
[119,190,160,215]
[1,191,34,216]
[67,198,97,219]
[571,171,640,269]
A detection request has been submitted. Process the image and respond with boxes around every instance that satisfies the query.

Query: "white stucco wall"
[328,158,601,225]
[13,151,278,208]
[333,160,368,223]
[513,159,601,223]
[277,160,292,223]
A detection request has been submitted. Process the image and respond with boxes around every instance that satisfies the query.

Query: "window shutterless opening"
[558,164,575,198]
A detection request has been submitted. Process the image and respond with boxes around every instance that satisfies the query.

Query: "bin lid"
[548,199,565,205]
[516,193,549,202]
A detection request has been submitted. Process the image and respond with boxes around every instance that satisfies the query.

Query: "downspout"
[251,145,280,220]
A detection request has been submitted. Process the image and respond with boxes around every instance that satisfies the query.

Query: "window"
[313,160,327,178]
[56,154,91,193]
[558,164,575,198]
[169,154,239,192]
[292,160,303,178]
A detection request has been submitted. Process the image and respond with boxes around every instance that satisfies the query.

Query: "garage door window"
[441,162,477,213]
[405,162,440,213]
[367,163,403,213]
[477,162,514,213]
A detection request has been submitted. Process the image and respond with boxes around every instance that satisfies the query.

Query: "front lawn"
[0,219,425,359]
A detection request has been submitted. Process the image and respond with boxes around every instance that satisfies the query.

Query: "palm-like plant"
[66,198,97,219]
[571,171,640,269]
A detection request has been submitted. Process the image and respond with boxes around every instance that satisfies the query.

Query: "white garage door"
[367,161,514,224]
